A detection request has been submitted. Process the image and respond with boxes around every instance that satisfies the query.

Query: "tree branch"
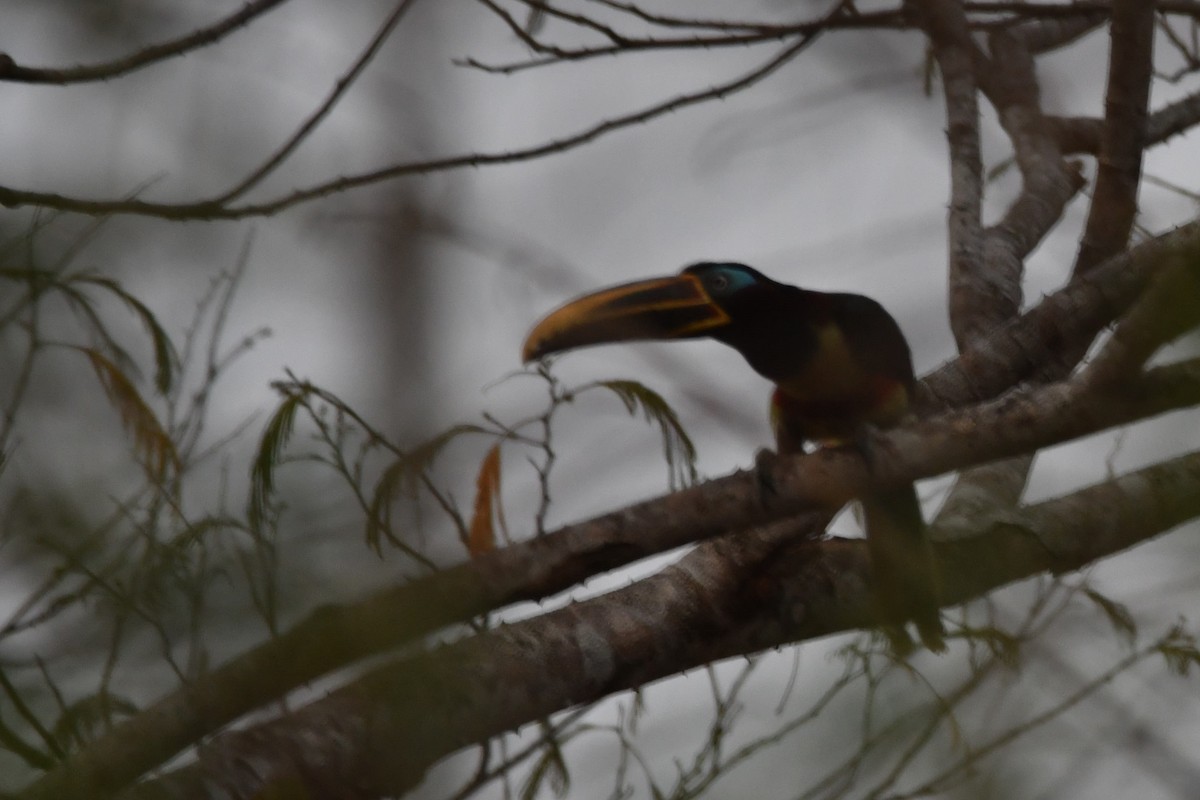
[911,0,987,350]
[938,27,1084,530]
[1080,259,1200,387]
[116,444,1200,799]
[460,3,906,74]
[920,217,1200,411]
[1073,0,1157,275]
[212,0,421,205]
[980,30,1082,323]
[0,0,295,85]
[0,32,821,221]
[1050,87,1200,154]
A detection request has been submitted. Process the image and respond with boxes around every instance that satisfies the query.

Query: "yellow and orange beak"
[521,273,731,362]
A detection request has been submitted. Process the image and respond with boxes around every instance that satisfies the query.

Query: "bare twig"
[1080,260,1200,387]
[214,0,421,204]
[0,33,822,221]
[0,0,295,85]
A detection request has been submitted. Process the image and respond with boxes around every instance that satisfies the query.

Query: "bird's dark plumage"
[522,262,945,652]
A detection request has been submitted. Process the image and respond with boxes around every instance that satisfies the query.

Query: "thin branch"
[1146,85,1200,142]
[0,0,295,85]
[570,0,1200,39]
[510,0,636,46]
[462,0,877,73]
[1051,87,1200,154]
[1157,11,1200,80]
[214,0,421,204]
[995,8,1108,54]
[0,34,822,221]
[585,0,836,32]
[911,631,1180,795]
[457,2,1191,76]
[1080,259,1200,387]
[965,0,1200,18]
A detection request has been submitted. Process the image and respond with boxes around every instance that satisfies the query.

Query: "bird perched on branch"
[522,262,945,652]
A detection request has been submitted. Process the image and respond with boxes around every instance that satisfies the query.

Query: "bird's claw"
[881,625,916,659]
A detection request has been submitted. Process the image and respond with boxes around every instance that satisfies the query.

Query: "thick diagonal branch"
[23,338,1200,799]
[122,442,1200,800]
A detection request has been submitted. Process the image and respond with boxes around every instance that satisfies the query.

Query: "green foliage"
[1083,587,1138,645]
[587,379,699,489]
[0,263,184,483]
[71,275,177,395]
[251,366,702,567]
[366,423,486,556]
[76,346,180,481]
[0,266,179,395]
[249,385,304,531]
[1157,623,1200,677]
[0,223,277,789]
[51,691,139,752]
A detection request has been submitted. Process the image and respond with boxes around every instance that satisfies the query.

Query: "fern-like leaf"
[366,424,485,555]
[75,275,177,394]
[592,379,698,488]
[1084,587,1137,645]
[52,691,139,751]
[1158,624,1200,677]
[80,347,179,482]
[249,388,305,530]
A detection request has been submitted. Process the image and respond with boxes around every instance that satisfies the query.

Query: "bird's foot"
[916,616,948,654]
[880,625,916,659]
[880,621,947,658]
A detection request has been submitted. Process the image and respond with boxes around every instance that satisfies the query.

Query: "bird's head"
[521,262,784,362]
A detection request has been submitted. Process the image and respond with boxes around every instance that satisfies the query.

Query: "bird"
[522,261,945,652]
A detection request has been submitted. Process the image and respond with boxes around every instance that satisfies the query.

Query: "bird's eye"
[708,273,730,293]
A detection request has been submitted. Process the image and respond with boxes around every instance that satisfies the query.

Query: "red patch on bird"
[771,376,908,447]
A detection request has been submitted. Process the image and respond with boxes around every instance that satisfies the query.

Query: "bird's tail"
[862,484,946,653]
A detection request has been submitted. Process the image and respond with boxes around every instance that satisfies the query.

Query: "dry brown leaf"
[467,443,503,556]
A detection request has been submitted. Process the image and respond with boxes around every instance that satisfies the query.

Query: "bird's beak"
[522,273,730,362]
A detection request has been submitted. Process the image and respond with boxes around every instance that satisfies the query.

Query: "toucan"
[522,262,945,652]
